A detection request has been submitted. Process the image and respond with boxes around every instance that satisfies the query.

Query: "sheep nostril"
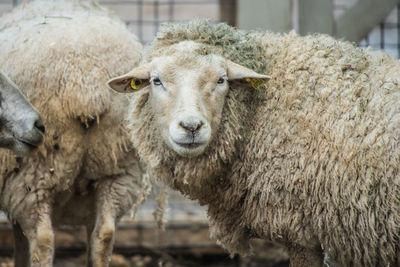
[179,121,186,131]
[34,119,45,135]
[179,121,203,133]
[195,121,204,131]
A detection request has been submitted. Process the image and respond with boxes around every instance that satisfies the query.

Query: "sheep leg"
[87,207,116,267]
[288,244,323,267]
[12,221,29,267]
[87,191,117,267]
[18,204,54,267]
[85,223,94,266]
[87,159,143,267]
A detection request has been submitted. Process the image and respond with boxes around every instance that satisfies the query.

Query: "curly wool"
[128,20,400,266]
[0,0,148,249]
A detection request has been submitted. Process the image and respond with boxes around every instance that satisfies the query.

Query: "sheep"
[0,1,149,266]
[0,70,44,155]
[108,20,400,267]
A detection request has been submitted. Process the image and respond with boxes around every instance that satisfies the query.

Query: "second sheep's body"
[109,21,400,266]
[0,1,148,266]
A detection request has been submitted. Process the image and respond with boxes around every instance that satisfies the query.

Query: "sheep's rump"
[142,21,400,266]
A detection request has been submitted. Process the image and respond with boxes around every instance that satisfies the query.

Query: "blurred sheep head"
[0,71,45,156]
[108,41,269,157]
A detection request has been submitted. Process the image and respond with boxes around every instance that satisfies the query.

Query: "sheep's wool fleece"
[129,21,400,266]
[0,0,147,225]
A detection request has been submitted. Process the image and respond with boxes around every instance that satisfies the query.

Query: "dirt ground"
[0,252,289,267]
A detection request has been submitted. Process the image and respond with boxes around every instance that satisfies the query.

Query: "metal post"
[336,0,399,42]
[298,0,334,35]
[237,0,291,32]
[219,0,237,26]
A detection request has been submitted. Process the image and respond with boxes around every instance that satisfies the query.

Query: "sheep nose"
[34,118,45,135]
[179,120,204,134]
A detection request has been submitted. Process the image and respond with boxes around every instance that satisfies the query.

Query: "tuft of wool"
[127,20,400,266]
[149,20,268,74]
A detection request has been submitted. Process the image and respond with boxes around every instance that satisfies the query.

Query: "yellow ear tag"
[245,78,265,89]
[130,78,142,90]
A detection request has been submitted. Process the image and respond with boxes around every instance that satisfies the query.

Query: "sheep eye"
[153,78,162,86]
[217,77,225,84]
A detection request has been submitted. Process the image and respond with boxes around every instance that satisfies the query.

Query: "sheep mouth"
[17,139,40,149]
[174,141,204,149]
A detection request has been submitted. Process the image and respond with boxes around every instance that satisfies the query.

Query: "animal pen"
[0,0,399,266]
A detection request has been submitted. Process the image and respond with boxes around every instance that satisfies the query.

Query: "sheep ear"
[226,60,271,89]
[107,64,151,93]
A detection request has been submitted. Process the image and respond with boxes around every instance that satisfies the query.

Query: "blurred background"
[0,0,398,266]
[1,0,400,56]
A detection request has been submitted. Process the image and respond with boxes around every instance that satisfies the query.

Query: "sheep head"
[0,71,45,156]
[108,41,269,157]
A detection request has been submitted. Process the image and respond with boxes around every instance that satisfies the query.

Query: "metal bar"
[298,0,334,35]
[126,19,220,24]
[380,22,385,50]
[359,43,399,48]
[367,22,400,28]
[219,0,237,26]
[237,0,291,32]
[99,0,217,5]
[137,0,143,42]
[336,0,399,42]
[398,3,400,58]
[168,0,174,21]
[154,0,159,34]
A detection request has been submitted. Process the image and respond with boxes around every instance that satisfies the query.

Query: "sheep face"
[0,71,44,155]
[108,41,269,157]
[149,54,226,157]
